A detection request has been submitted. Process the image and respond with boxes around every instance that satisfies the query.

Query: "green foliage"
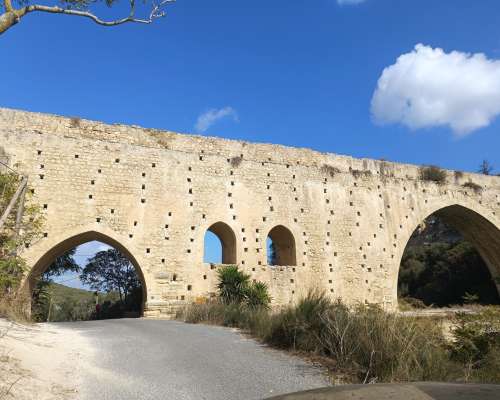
[1,171,43,319]
[245,281,271,308]
[31,248,144,322]
[80,248,142,302]
[31,282,140,322]
[216,265,250,304]
[398,241,499,307]
[449,308,500,382]
[0,256,26,294]
[42,249,80,279]
[216,265,271,308]
[419,165,447,184]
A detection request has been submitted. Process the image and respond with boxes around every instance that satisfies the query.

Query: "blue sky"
[2,0,499,173]
[3,1,500,289]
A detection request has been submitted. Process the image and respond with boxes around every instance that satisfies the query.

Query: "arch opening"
[397,205,500,309]
[267,225,296,266]
[204,222,236,264]
[27,231,147,321]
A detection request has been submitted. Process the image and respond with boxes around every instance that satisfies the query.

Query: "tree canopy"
[0,0,175,36]
[80,248,141,302]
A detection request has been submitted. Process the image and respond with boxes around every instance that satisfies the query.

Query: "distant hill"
[47,283,119,305]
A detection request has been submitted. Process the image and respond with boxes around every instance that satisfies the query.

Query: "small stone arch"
[24,229,148,314]
[394,203,500,306]
[267,225,297,266]
[204,222,237,264]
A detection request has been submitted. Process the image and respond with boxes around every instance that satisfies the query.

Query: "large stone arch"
[22,224,149,314]
[392,200,500,307]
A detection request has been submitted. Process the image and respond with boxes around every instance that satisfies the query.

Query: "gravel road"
[59,319,330,400]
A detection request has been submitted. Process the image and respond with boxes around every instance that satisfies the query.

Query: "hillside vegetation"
[398,216,500,307]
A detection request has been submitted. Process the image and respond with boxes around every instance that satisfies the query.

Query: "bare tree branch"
[0,0,175,35]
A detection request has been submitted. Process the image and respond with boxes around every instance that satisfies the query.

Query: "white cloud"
[194,107,239,133]
[337,0,367,5]
[371,44,500,136]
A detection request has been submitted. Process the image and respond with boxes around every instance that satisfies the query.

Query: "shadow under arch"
[267,225,297,266]
[205,222,237,264]
[396,203,500,304]
[26,230,148,315]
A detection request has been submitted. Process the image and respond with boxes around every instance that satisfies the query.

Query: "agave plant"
[216,265,250,304]
[245,281,271,308]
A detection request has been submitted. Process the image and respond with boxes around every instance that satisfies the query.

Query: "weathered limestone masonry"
[1,108,499,318]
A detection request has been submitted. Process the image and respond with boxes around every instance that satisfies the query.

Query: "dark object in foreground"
[265,382,500,400]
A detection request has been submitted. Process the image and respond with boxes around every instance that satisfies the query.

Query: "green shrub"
[399,297,427,310]
[217,265,250,304]
[449,308,500,382]
[245,281,271,308]
[216,265,271,308]
[420,165,447,185]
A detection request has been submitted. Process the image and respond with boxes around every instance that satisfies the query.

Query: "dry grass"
[177,292,457,383]
[419,165,447,185]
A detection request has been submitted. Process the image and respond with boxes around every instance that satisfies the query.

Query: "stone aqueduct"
[1,108,499,318]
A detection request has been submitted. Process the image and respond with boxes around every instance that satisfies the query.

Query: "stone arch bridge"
[1,108,499,318]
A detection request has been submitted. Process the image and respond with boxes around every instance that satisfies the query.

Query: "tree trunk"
[0,11,19,35]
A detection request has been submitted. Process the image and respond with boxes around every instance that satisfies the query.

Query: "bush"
[462,181,483,194]
[216,265,271,308]
[449,308,500,383]
[420,165,447,185]
[320,164,341,178]
[245,281,271,308]
[217,265,250,304]
[230,156,243,168]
